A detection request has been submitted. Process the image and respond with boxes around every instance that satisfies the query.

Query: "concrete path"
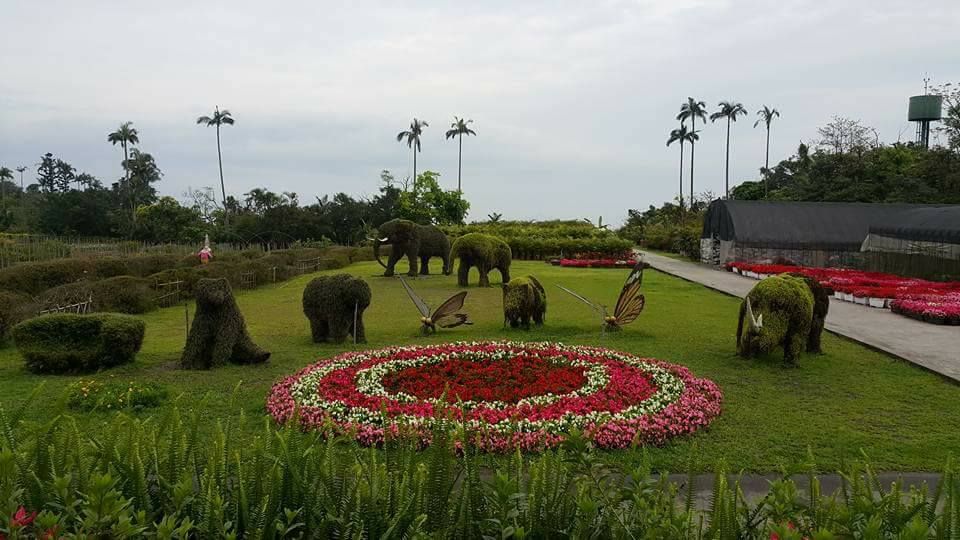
[642,251,960,382]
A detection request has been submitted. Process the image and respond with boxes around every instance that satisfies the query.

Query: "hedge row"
[441,222,634,260]
[0,246,373,337]
[11,313,146,373]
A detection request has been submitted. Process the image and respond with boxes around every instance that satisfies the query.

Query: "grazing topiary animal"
[181,278,270,369]
[502,275,546,329]
[786,272,830,354]
[450,233,512,287]
[302,274,372,343]
[736,274,817,366]
[371,218,451,277]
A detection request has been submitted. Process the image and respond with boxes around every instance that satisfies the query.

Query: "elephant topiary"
[450,233,512,287]
[372,219,451,277]
[736,274,818,366]
[502,275,546,329]
[181,278,270,369]
[302,274,372,343]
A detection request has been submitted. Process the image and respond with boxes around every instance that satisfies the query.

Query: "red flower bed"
[382,354,590,403]
[267,341,722,452]
[726,262,960,323]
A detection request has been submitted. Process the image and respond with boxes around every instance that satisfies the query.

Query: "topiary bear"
[736,274,819,366]
[302,274,372,343]
[450,233,512,287]
[502,275,546,329]
[372,218,452,277]
[181,278,270,369]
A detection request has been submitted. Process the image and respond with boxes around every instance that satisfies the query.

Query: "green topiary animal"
[181,278,270,369]
[786,272,830,354]
[502,275,546,329]
[450,233,512,287]
[736,274,816,366]
[302,274,372,343]
[372,218,451,277]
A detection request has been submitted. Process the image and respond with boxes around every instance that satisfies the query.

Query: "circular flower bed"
[267,341,722,452]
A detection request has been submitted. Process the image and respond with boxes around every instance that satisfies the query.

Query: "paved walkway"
[642,251,960,382]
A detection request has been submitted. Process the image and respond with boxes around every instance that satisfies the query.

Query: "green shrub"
[442,220,633,260]
[66,379,168,411]
[12,313,146,373]
[0,258,92,295]
[0,291,36,338]
[37,276,156,314]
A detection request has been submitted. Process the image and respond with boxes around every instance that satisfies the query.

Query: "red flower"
[11,506,37,527]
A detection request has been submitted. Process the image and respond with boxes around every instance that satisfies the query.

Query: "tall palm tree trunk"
[725,117,731,198]
[689,118,696,209]
[124,141,136,229]
[413,146,417,187]
[457,134,463,192]
[764,126,771,195]
[679,141,685,225]
[216,125,228,225]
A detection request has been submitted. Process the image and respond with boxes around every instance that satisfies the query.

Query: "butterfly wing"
[431,291,469,327]
[613,261,646,325]
[398,276,431,318]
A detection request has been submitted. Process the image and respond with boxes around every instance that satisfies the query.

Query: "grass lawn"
[1,260,958,473]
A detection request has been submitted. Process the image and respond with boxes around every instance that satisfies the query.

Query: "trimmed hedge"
[38,276,157,314]
[441,221,633,260]
[0,291,36,338]
[12,313,146,373]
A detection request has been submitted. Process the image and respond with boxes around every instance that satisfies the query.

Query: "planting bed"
[268,341,722,452]
[726,262,960,325]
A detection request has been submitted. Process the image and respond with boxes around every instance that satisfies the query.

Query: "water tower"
[908,82,942,148]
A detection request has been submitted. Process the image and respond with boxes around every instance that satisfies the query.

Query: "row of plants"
[442,220,635,260]
[554,258,638,268]
[2,397,960,538]
[726,262,960,325]
[0,246,371,338]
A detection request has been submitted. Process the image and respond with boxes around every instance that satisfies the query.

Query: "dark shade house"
[862,206,960,259]
[700,200,937,268]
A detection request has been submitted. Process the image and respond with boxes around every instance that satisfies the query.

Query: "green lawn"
[2,260,958,472]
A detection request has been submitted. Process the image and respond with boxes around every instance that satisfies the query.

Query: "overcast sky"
[1,0,957,225]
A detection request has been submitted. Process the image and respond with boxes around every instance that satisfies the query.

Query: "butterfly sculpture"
[398,276,472,334]
[556,260,646,331]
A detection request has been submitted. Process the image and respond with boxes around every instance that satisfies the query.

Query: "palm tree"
[397,118,428,185]
[15,166,27,190]
[677,97,707,206]
[666,124,699,219]
[108,122,140,224]
[196,106,235,221]
[444,117,476,192]
[107,122,139,181]
[755,105,780,194]
[710,101,748,198]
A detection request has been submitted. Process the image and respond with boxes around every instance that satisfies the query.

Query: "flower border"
[267,341,722,451]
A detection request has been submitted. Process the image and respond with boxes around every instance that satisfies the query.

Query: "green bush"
[11,313,146,373]
[66,379,168,411]
[0,291,36,338]
[0,258,92,295]
[442,220,633,260]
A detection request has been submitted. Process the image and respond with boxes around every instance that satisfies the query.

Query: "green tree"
[115,149,162,235]
[710,101,748,198]
[108,122,140,218]
[196,107,235,222]
[666,124,699,216]
[396,118,429,186]
[0,167,12,209]
[754,105,780,193]
[134,196,204,243]
[444,117,477,192]
[677,97,708,205]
